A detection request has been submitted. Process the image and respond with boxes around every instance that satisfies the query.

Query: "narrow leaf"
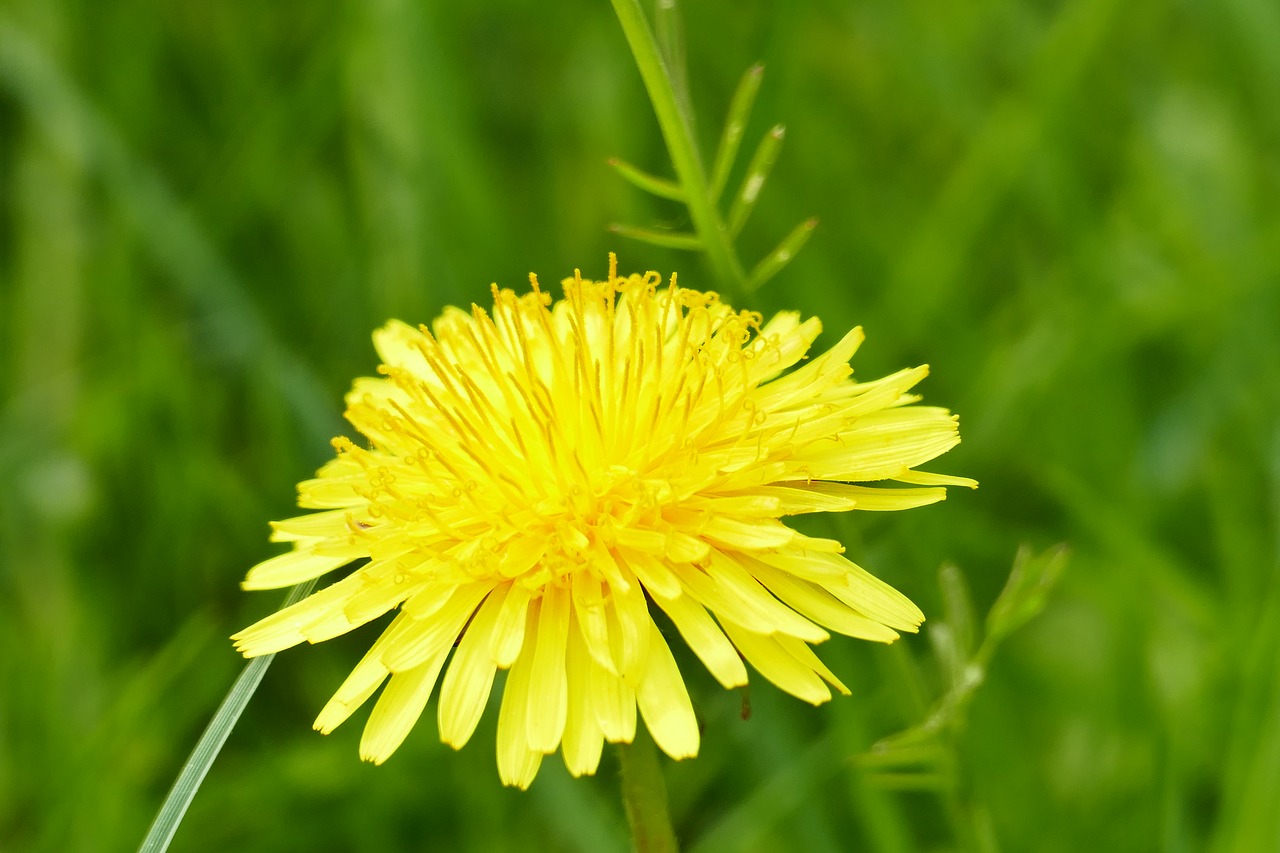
[608,223,702,250]
[607,157,685,201]
[709,63,765,202]
[745,217,817,292]
[727,124,785,236]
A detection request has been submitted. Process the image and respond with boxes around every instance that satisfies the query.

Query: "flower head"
[233,256,975,788]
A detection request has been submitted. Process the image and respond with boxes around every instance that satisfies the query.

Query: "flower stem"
[609,0,748,301]
[139,579,317,853]
[617,728,680,853]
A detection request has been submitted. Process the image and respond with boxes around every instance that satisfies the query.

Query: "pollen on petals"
[234,255,974,787]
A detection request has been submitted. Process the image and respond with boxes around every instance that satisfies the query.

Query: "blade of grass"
[138,579,318,853]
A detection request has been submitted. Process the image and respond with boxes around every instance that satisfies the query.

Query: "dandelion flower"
[232,256,976,788]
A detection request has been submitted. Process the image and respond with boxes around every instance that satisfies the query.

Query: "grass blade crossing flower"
[232,256,976,788]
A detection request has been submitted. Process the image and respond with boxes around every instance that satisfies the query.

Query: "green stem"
[617,729,680,853]
[609,0,748,301]
[139,579,317,853]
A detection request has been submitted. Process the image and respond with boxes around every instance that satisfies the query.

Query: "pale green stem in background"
[139,579,318,853]
[617,729,681,853]
[652,0,692,136]
[609,0,748,301]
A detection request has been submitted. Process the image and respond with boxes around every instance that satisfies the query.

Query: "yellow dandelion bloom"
[233,256,976,788]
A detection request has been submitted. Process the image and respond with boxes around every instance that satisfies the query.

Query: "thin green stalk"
[617,730,680,853]
[609,0,747,300]
[139,579,317,853]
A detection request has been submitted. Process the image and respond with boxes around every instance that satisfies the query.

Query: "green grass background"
[3,0,1278,850]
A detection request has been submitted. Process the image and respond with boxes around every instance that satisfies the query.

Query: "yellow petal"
[606,568,651,682]
[721,620,830,705]
[396,580,459,620]
[381,583,490,672]
[498,535,548,578]
[829,365,929,418]
[561,612,605,777]
[359,647,450,763]
[295,456,368,509]
[489,582,533,668]
[241,549,353,590]
[755,550,924,631]
[268,509,357,542]
[757,483,947,514]
[525,585,570,754]
[314,620,399,733]
[775,633,851,695]
[495,630,545,789]
[746,312,821,385]
[687,550,828,644]
[751,326,863,409]
[437,586,507,748]
[342,564,425,628]
[571,569,615,674]
[794,408,961,481]
[664,529,711,563]
[618,549,682,601]
[651,589,748,689]
[697,515,796,551]
[587,647,636,743]
[610,525,669,556]
[232,572,364,655]
[635,621,699,760]
[371,319,431,371]
[744,558,901,643]
[894,469,979,489]
[681,493,783,516]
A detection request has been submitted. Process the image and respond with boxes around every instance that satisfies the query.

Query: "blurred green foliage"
[2,0,1278,850]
